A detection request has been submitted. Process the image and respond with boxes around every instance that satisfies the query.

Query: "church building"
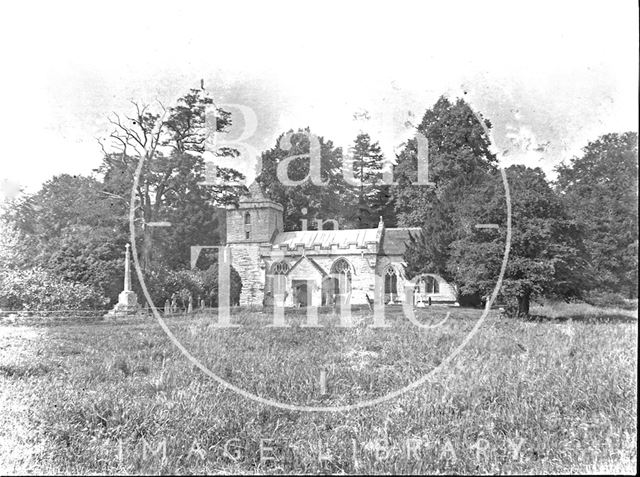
[225,182,458,308]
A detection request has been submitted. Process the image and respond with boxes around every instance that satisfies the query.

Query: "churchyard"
[0,302,636,474]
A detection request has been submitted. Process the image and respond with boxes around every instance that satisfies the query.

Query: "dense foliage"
[399,97,634,316]
[257,128,348,231]
[447,166,586,316]
[398,97,499,304]
[345,133,396,228]
[141,264,242,309]
[555,132,638,299]
[0,268,109,311]
[0,88,636,316]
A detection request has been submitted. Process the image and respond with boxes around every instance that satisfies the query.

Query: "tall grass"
[530,301,638,321]
[0,304,636,474]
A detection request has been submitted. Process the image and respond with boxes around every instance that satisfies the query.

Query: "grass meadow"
[0,303,636,474]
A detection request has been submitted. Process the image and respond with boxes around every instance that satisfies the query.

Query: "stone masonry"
[224,182,459,307]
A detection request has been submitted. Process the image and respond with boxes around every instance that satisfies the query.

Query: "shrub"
[0,268,109,311]
[140,265,242,309]
[139,266,189,308]
[585,290,638,310]
[200,264,242,307]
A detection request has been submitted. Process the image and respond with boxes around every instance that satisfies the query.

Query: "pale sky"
[0,0,637,199]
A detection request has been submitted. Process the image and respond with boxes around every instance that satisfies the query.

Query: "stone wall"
[224,199,459,307]
[260,249,379,306]
[226,204,282,244]
[286,257,324,306]
[426,275,458,303]
[225,198,284,306]
[228,244,265,306]
[230,241,459,307]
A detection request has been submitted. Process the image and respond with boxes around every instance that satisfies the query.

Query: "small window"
[420,275,438,294]
[244,212,251,239]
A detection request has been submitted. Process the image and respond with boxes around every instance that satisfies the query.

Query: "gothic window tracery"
[330,258,352,294]
[384,266,399,303]
[272,261,289,275]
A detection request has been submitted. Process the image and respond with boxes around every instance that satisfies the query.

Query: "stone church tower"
[225,182,283,306]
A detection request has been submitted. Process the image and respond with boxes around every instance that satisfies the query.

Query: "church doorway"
[292,280,309,307]
[321,277,336,306]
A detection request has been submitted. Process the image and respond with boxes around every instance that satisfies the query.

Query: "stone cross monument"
[105,243,139,317]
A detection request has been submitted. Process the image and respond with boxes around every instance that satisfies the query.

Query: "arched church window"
[330,258,352,294]
[413,275,438,306]
[428,275,439,293]
[418,275,440,294]
[270,261,288,297]
[384,266,398,295]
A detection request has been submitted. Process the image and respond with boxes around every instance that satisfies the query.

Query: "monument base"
[105,290,139,317]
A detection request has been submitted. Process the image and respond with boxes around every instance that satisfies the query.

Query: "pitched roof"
[269,226,421,253]
[272,228,378,249]
[287,255,327,276]
[237,181,283,210]
[379,228,422,256]
[243,181,267,201]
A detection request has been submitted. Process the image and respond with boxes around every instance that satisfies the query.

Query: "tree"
[6,174,123,242]
[0,209,29,270]
[402,205,452,281]
[393,96,496,227]
[555,132,638,299]
[141,263,242,308]
[448,166,587,316]
[1,86,248,307]
[345,133,395,228]
[398,96,497,284]
[1,174,129,301]
[0,268,109,311]
[98,87,244,270]
[257,128,348,231]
